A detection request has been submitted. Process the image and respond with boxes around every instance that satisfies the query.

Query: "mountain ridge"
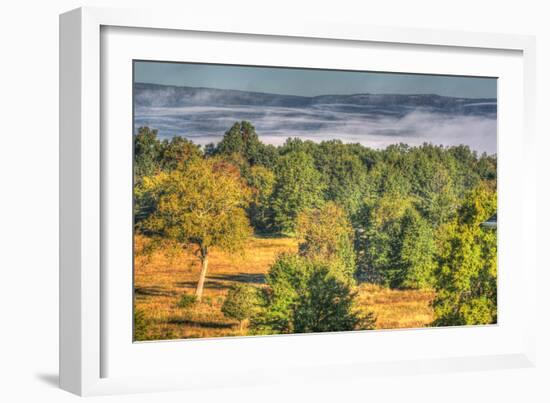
[134,82,497,116]
[134,82,495,101]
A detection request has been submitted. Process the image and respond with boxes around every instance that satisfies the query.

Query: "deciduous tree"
[160,136,202,170]
[296,202,356,282]
[134,126,161,180]
[215,121,278,167]
[246,165,276,232]
[432,183,497,326]
[137,158,253,301]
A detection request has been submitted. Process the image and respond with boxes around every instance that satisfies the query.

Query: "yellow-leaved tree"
[137,157,253,301]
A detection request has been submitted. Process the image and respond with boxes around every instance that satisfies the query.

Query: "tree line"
[134,121,497,332]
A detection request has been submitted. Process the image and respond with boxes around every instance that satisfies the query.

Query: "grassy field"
[134,235,435,340]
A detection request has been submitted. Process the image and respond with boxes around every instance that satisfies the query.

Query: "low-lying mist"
[134,85,497,154]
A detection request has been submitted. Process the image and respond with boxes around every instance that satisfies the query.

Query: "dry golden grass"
[134,235,298,340]
[356,283,435,330]
[134,235,435,340]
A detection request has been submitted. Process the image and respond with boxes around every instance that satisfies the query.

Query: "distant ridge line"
[134,82,497,102]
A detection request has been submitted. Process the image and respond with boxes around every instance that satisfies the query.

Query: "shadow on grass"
[210,272,265,284]
[253,231,291,239]
[176,281,228,290]
[135,286,177,298]
[168,318,234,329]
[176,273,264,290]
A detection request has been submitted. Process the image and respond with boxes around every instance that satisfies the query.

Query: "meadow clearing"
[134,234,435,340]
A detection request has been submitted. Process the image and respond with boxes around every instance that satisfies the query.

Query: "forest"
[133,120,497,340]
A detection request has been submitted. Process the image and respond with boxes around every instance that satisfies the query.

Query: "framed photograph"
[60,7,537,396]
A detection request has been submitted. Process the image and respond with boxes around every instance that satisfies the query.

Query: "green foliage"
[246,165,276,232]
[312,140,369,215]
[134,122,499,330]
[296,202,356,282]
[134,126,162,180]
[214,121,278,167]
[476,153,497,181]
[221,284,261,329]
[137,157,252,253]
[356,195,409,285]
[404,148,458,226]
[395,208,437,289]
[253,254,306,334]
[177,294,198,309]
[292,268,366,333]
[447,144,483,193]
[252,255,374,334]
[278,137,318,156]
[160,136,202,170]
[432,184,497,326]
[355,197,436,289]
[271,151,326,233]
[136,157,253,299]
[215,121,255,157]
[364,162,412,204]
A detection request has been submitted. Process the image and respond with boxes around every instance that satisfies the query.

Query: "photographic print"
[133,61,497,341]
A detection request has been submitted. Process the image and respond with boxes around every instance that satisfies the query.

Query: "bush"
[221,284,260,331]
[252,254,374,334]
[177,294,197,309]
[293,268,365,333]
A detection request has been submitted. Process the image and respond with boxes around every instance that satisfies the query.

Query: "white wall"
[0,1,548,402]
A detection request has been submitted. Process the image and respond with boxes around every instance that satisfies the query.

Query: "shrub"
[221,284,260,331]
[253,254,374,334]
[177,294,197,309]
[293,268,367,333]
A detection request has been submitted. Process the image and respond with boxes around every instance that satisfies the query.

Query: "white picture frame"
[59,6,537,396]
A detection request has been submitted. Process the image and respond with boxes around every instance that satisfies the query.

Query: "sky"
[134,61,497,99]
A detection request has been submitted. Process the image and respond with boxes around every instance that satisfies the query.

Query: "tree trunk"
[195,253,208,302]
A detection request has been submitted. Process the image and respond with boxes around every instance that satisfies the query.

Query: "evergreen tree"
[252,255,374,334]
[355,197,436,289]
[312,140,369,216]
[271,151,325,233]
